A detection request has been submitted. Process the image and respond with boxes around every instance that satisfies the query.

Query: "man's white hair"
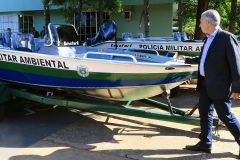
[201,9,221,26]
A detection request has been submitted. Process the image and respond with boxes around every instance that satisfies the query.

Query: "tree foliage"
[176,0,240,38]
[42,0,52,33]
[103,0,123,13]
[143,0,150,37]
[51,0,123,24]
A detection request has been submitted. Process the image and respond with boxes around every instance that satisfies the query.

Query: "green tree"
[51,0,88,28]
[98,0,123,25]
[178,0,239,39]
[51,0,122,28]
[194,0,210,40]
[42,0,52,34]
[143,0,150,37]
[176,0,210,39]
[178,0,183,32]
[229,0,237,34]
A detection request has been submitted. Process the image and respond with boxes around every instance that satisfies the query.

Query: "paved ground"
[1,85,240,160]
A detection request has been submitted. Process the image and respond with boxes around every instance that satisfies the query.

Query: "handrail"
[124,48,159,56]
[44,23,54,47]
[82,51,138,63]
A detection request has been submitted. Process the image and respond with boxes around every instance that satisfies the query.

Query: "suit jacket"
[185,29,240,99]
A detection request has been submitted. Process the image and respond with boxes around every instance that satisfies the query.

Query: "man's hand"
[177,55,186,61]
[232,92,240,99]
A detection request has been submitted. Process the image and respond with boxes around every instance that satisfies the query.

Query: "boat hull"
[68,81,183,101]
[0,49,197,101]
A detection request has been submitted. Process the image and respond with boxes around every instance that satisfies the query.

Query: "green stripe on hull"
[132,49,200,57]
[157,51,200,57]
[0,61,193,80]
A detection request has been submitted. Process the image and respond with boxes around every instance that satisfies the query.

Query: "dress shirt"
[199,29,219,76]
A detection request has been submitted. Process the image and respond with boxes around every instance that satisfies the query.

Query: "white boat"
[0,23,197,101]
[85,20,240,58]
[84,20,204,57]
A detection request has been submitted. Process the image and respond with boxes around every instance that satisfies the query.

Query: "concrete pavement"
[3,85,240,160]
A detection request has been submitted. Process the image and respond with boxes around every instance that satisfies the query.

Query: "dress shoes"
[185,144,211,153]
[239,146,240,158]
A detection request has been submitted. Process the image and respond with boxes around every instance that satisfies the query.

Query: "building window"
[18,15,34,33]
[0,14,19,33]
[74,11,110,43]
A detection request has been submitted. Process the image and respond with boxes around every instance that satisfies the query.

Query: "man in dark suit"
[31,27,40,38]
[178,9,240,158]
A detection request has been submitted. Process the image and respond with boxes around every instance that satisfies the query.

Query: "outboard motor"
[86,20,117,46]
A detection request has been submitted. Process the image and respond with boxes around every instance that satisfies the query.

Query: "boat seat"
[11,33,36,52]
[34,38,45,51]
[172,32,190,42]
[0,37,3,46]
[122,32,132,41]
[172,32,181,41]
[180,32,188,41]
[11,32,23,49]
[2,32,12,48]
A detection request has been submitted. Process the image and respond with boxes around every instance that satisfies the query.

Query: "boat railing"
[82,51,138,63]
[0,45,10,50]
[123,48,160,56]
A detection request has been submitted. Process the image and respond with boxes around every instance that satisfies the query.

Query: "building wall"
[0,0,42,11]
[0,10,65,33]
[0,0,57,11]
[0,0,175,11]
[122,0,175,5]
[33,10,66,32]
[111,3,174,38]
[0,0,176,38]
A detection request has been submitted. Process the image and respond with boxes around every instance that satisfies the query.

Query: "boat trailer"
[0,82,221,129]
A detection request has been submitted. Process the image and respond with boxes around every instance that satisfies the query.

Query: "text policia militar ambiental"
[0,53,69,69]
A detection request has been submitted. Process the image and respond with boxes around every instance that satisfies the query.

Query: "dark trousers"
[198,79,240,148]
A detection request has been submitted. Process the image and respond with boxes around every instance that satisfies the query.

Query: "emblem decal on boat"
[77,66,89,77]
[98,49,106,52]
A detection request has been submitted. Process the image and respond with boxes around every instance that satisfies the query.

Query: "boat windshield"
[50,24,80,47]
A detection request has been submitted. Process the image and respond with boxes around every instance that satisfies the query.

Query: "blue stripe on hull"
[0,69,192,88]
